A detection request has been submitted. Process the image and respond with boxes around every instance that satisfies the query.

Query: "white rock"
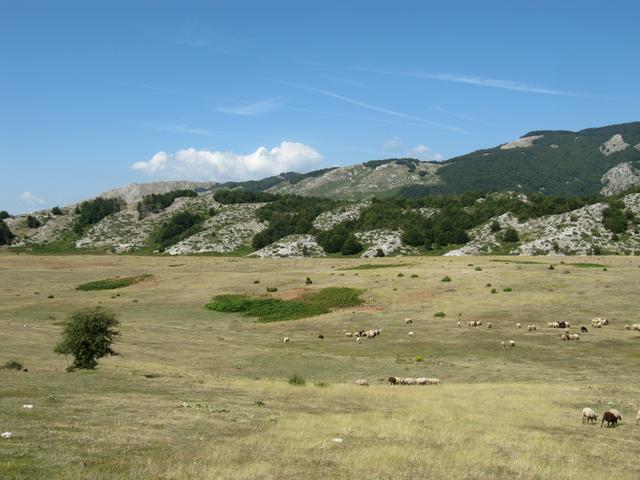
[599,134,629,156]
[500,135,543,150]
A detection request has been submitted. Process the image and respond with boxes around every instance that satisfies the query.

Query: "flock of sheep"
[582,407,640,428]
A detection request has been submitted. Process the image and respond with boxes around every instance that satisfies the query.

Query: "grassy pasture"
[1,253,640,479]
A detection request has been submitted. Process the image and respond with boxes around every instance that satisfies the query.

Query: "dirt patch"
[274,288,315,301]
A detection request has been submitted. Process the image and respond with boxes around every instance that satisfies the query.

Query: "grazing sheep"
[625,325,631,330]
[601,411,618,428]
[609,409,622,422]
[356,337,361,344]
[356,379,369,387]
[408,331,414,338]
[426,378,442,385]
[509,340,515,347]
[562,333,570,341]
[457,322,462,327]
[487,322,492,328]
[582,407,598,424]
[318,334,324,339]
[501,341,506,349]
[557,321,567,329]
[416,377,428,385]
[569,334,580,341]
[581,326,589,333]
[550,322,560,328]
[636,409,640,426]
[387,376,398,385]
[516,323,521,329]
[527,325,533,332]
[632,324,640,331]
[282,337,290,343]
[345,332,353,337]
[404,318,413,324]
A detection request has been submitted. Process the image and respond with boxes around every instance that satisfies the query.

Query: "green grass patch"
[339,263,408,270]
[569,262,609,268]
[205,287,363,322]
[76,275,152,291]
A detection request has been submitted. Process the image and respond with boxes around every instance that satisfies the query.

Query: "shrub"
[486,283,492,287]
[26,215,41,228]
[302,245,310,257]
[503,287,512,292]
[491,288,497,294]
[502,227,519,242]
[340,234,363,255]
[411,274,419,278]
[441,276,451,282]
[51,206,63,215]
[305,277,313,285]
[0,210,10,220]
[475,267,482,271]
[397,273,404,277]
[375,248,385,257]
[314,381,329,388]
[415,355,424,362]
[0,221,14,246]
[2,359,24,370]
[548,264,555,270]
[288,373,306,386]
[253,280,260,284]
[490,220,501,233]
[434,311,446,317]
[54,307,120,370]
[266,287,278,293]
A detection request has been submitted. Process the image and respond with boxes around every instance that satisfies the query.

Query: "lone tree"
[55,307,120,370]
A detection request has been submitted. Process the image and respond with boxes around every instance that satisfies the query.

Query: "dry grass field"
[1,252,639,479]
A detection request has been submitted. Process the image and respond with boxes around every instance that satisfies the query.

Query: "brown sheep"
[387,376,398,385]
[601,411,618,428]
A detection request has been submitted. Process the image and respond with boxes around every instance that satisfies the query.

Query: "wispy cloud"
[20,191,45,206]
[278,80,466,133]
[216,97,282,116]
[129,121,219,137]
[351,67,589,97]
[382,136,402,150]
[285,106,430,129]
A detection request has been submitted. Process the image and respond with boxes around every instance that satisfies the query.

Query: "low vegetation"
[152,211,205,250]
[205,287,363,322]
[76,274,151,291]
[0,220,14,245]
[73,196,124,234]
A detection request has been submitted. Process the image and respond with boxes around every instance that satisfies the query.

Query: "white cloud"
[216,97,282,116]
[131,141,324,181]
[383,136,402,150]
[409,144,444,162]
[19,191,45,205]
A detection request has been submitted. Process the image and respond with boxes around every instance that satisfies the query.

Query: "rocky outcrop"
[312,202,369,230]
[600,162,640,196]
[251,234,325,258]
[99,181,214,203]
[500,135,543,150]
[355,229,415,257]
[599,134,629,156]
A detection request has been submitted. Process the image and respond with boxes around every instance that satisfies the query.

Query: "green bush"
[0,221,14,246]
[491,288,497,294]
[415,355,423,362]
[340,234,363,255]
[137,190,197,217]
[305,277,313,285]
[0,210,10,220]
[266,287,278,293]
[288,373,306,386]
[77,275,151,291]
[54,307,120,370]
[490,220,501,232]
[51,206,63,215]
[434,311,446,317]
[502,227,519,242]
[441,276,451,282]
[475,267,482,271]
[503,287,513,292]
[548,264,555,270]
[375,248,385,257]
[26,215,41,228]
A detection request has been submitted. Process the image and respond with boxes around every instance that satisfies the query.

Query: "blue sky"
[2,0,640,213]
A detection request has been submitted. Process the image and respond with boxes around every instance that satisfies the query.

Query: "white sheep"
[356,337,361,344]
[509,340,515,347]
[516,323,521,329]
[416,377,428,385]
[282,337,290,343]
[527,325,533,332]
[569,334,580,341]
[345,332,353,337]
[457,322,462,327]
[501,341,506,349]
[426,378,442,385]
[404,318,413,324]
[487,322,492,328]
[636,409,640,426]
[408,331,414,338]
[582,407,598,424]
[356,379,369,387]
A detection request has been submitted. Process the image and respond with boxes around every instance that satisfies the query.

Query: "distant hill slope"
[401,122,640,197]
